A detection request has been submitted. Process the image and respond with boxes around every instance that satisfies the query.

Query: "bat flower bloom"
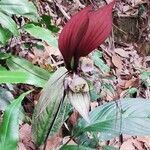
[59,0,115,71]
[59,1,115,122]
[32,2,116,144]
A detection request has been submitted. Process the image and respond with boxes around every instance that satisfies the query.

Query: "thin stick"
[73,0,85,8]
[53,0,70,20]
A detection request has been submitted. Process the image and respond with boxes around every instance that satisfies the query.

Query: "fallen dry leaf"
[137,136,150,148]
[18,142,27,150]
[40,132,63,150]
[90,101,98,111]
[112,54,123,69]
[120,138,144,150]
[114,48,129,58]
[124,78,139,89]
[19,123,35,150]
[63,136,76,145]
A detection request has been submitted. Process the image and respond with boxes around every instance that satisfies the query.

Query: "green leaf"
[23,24,58,47]
[0,71,28,83]
[140,71,150,86]
[0,71,45,87]
[49,97,72,137]
[32,67,68,146]
[92,51,110,73]
[73,98,150,139]
[103,146,118,150]
[89,86,100,101]
[0,26,12,45]
[61,145,96,150]
[74,132,99,148]
[0,87,13,111]
[41,15,59,33]
[102,82,114,93]
[0,12,18,36]
[0,91,31,150]
[0,52,11,60]
[127,87,137,95]
[0,0,38,21]
[0,65,7,71]
[7,56,50,79]
[6,56,52,87]
[140,71,150,81]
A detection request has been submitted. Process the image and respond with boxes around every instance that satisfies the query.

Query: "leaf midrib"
[9,59,48,81]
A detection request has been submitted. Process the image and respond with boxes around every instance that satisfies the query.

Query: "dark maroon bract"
[59,0,115,70]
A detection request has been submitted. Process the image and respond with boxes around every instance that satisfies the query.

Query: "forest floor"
[0,0,150,150]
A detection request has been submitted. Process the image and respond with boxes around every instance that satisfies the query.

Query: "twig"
[113,23,128,35]
[53,0,70,20]
[89,0,97,7]
[7,39,41,50]
[45,45,60,69]
[51,61,64,67]
[73,0,85,8]
[63,136,74,146]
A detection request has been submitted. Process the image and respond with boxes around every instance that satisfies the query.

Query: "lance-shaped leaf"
[23,24,58,48]
[32,67,68,146]
[0,26,12,45]
[6,56,52,87]
[0,0,39,21]
[0,12,19,36]
[0,87,13,111]
[0,91,31,150]
[48,96,72,137]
